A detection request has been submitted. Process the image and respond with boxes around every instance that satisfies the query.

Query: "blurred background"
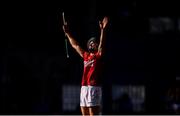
[1,0,179,115]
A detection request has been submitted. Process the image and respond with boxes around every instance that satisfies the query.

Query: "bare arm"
[98,17,109,56]
[63,24,85,58]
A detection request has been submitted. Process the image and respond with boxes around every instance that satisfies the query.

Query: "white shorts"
[80,86,102,107]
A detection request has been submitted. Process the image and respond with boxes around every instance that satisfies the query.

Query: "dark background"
[1,0,179,114]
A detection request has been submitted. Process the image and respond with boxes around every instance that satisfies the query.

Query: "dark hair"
[87,37,97,48]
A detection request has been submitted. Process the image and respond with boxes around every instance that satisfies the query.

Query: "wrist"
[65,32,70,35]
[101,29,104,32]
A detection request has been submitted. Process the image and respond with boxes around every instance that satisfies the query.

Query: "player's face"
[88,41,98,53]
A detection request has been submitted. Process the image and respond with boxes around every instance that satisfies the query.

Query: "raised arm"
[98,16,109,56]
[62,23,85,58]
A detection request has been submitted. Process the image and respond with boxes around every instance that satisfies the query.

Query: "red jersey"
[81,51,102,86]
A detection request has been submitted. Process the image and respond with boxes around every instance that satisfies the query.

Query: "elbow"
[72,45,76,49]
[72,44,78,49]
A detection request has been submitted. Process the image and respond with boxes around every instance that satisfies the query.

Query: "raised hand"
[99,16,109,30]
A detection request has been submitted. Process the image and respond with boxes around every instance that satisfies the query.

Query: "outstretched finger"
[99,21,103,28]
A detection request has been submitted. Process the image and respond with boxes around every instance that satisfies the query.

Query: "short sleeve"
[95,52,102,59]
